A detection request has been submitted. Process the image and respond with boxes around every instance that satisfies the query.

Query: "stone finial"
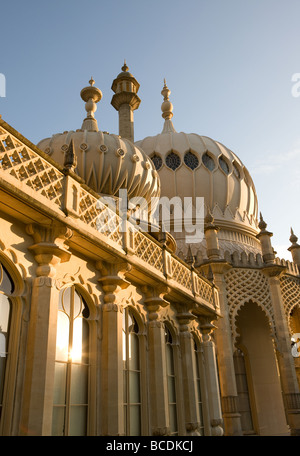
[63,139,77,172]
[80,77,102,132]
[185,244,194,266]
[258,212,267,232]
[256,212,275,264]
[288,227,300,269]
[290,227,298,245]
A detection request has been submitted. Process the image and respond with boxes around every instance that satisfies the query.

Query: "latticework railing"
[78,188,123,247]
[194,274,214,305]
[0,127,64,206]
[134,229,164,273]
[170,256,193,292]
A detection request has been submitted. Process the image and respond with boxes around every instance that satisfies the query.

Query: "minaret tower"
[111,61,141,142]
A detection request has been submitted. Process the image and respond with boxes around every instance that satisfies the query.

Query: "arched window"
[150,153,163,171]
[0,263,13,422]
[52,286,90,436]
[193,337,204,435]
[165,152,181,170]
[122,308,141,436]
[165,325,178,436]
[184,151,199,170]
[219,155,229,175]
[202,152,215,171]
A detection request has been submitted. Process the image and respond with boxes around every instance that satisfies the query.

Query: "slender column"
[177,309,201,436]
[144,286,170,436]
[201,213,243,435]
[258,216,300,435]
[20,223,72,436]
[199,317,224,436]
[263,264,300,435]
[97,261,131,436]
[211,265,243,436]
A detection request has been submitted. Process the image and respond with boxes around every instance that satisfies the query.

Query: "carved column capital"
[199,316,217,342]
[142,284,170,321]
[26,222,72,277]
[176,305,196,333]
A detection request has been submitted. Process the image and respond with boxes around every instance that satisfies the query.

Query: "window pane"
[167,376,176,403]
[166,344,174,375]
[71,318,84,362]
[70,364,88,405]
[55,312,69,362]
[0,294,10,336]
[169,404,178,434]
[0,265,14,295]
[73,290,83,319]
[60,287,71,315]
[52,406,66,436]
[129,371,140,403]
[129,405,141,436]
[69,405,87,436]
[129,334,139,370]
[53,362,67,405]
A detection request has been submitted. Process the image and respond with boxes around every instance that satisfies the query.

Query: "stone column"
[210,264,243,436]
[263,264,300,435]
[199,317,224,436]
[97,261,131,436]
[177,308,201,436]
[144,286,170,436]
[20,223,72,436]
[256,216,300,434]
[201,213,243,435]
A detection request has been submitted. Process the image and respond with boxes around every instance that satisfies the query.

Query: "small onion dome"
[37,79,160,205]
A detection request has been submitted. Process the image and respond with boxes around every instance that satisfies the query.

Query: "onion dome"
[136,81,260,259]
[37,78,160,205]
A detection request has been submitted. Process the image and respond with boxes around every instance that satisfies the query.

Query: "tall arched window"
[122,308,141,436]
[165,325,178,436]
[0,263,13,422]
[193,337,204,435]
[52,286,90,436]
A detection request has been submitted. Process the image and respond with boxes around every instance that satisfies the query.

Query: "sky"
[1,0,300,260]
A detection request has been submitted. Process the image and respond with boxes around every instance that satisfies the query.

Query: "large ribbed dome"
[37,78,160,204]
[136,81,260,259]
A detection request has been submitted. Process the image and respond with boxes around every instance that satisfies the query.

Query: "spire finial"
[161,79,176,133]
[122,59,129,72]
[258,212,267,231]
[80,78,102,132]
[290,227,298,244]
[63,139,77,172]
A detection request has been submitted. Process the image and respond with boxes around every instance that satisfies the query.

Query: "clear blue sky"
[1,0,300,259]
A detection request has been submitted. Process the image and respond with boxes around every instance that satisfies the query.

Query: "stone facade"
[0,64,300,436]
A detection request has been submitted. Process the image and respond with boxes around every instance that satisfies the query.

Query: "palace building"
[0,63,300,436]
